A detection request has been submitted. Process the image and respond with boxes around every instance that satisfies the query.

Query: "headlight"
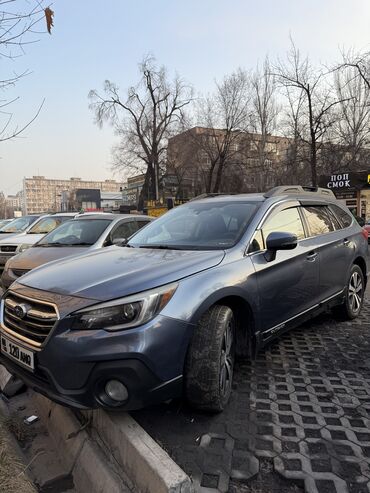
[17,244,32,253]
[71,282,178,331]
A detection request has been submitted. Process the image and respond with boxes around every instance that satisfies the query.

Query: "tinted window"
[303,206,335,236]
[129,201,259,250]
[262,207,305,241]
[38,219,111,246]
[110,221,138,241]
[330,205,353,228]
[27,216,72,234]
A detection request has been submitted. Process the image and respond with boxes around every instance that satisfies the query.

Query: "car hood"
[7,246,90,270]
[0,232,43,246]
[0,232,27,242]
[18,246,225,301]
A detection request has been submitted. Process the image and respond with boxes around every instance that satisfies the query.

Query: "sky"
[1,0,370,195]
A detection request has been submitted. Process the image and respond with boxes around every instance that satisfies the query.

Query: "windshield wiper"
[138,245,186,250]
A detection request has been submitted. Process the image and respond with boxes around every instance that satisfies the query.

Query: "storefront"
[319,171,370,219]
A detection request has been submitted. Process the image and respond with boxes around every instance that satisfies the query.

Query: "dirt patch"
[0,414,36,493]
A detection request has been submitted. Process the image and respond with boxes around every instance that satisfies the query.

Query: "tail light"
[361,228,368,241]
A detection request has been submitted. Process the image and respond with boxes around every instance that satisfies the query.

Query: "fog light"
[104,380,128,402]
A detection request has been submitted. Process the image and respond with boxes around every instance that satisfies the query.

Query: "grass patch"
[0,415,36,493]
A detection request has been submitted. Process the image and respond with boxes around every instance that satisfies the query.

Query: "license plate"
[0,335,35,370]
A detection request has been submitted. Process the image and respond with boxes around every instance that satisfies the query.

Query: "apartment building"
[22,176,123,214]
[5,192,22,210]
[166,127,292,197]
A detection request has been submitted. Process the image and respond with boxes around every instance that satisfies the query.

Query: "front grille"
[0,245,17,253]
[2,292,59,348]
[11,269,30,278]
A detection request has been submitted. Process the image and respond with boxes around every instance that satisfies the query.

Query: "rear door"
[250,203,320,335]
[300,203,354,301]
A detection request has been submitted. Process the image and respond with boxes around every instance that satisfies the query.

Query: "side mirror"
[265,231,298,261]
[112,237,127,246]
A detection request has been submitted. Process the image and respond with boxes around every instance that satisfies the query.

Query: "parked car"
[1,213,152,289]
[0,213,77,270]
[0,215,41,240]
[0,186,368,413]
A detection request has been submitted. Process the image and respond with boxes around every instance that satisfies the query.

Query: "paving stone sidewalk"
[133,297,370,493]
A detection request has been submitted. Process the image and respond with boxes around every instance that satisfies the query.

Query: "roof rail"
[189,193,236,202]
[264,185,336,199]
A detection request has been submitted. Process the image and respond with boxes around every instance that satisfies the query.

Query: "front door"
[251,205,320,336]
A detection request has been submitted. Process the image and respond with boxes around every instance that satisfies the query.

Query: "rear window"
[329,204,353,229]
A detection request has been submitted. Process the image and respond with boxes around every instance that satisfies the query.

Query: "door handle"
[306,251,317,261]
[343,239,350,246]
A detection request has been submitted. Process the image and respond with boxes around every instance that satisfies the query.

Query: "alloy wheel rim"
[348,271,363,313]
[220,321,234,397]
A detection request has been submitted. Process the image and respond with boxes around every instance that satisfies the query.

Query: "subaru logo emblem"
[14,304,28,319]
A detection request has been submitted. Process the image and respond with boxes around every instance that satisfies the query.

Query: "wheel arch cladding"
[194,295,256,359]
[353,256,367,285]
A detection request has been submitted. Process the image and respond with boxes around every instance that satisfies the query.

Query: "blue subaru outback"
[0,186,368,412]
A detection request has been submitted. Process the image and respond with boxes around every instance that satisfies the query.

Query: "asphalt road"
[133,290,370,493]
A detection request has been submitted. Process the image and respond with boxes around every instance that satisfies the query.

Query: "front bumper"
[0,352,183,410]
[0,305,194,410]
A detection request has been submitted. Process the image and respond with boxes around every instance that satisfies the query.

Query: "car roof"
[189,186,336,205]
[74,213,150,221]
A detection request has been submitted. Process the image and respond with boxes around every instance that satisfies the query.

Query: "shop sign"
[319,171,370,192]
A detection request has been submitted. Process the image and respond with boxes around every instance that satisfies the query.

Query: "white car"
[0,213,77,269]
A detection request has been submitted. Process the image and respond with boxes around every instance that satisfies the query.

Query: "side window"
[302,206,335,236]
[262,207,305,242]
[325,207,342,230]
[110,221,138,241]
[248,230,264,253]
[329,205,353,229]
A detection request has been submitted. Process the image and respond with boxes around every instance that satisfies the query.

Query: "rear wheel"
[184,305,235,412]
[335,264,365,320]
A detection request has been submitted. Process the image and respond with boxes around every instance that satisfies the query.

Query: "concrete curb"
[87,409,194,493]
[32,392,131,492]
[32,393,193,493]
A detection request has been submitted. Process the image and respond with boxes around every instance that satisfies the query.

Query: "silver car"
[0,213,77,270]
[0,215,42,241]
[1,213,152,289]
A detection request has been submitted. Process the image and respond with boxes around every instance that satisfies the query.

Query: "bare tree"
[248,57,280,190]
[339,49,370,91]
[190,68,251,193]
[273,39,346,186]
[0,1,53,142]
[331,64,370,170]
[89,55,193,209]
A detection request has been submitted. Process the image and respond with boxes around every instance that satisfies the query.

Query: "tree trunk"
[213,159,225,193]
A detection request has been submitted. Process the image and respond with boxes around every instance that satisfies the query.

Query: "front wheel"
[184,305,235,412]
[335,265,365,320]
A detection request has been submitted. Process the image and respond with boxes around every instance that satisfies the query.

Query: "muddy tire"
[184,305,235,412]
[334,264,365,320]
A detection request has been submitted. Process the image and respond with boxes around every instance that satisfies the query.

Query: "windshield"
[0,216,37,233]
[37,219,112,246]
[129,201,259,250]
[27,216,72,234]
